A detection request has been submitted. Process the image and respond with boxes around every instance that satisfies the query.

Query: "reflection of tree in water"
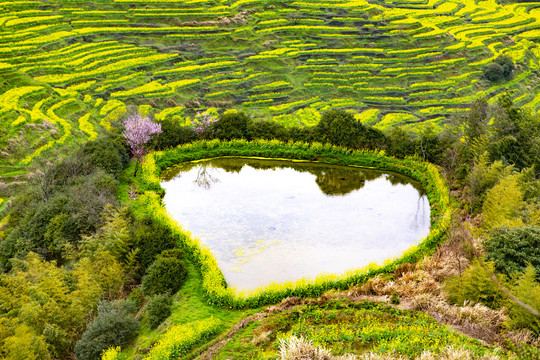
[310,168,383,196]
[386,173,426,195]
[162,157,427,196]
[213,158,388,196]
[160,162,198,181]
[194,164,220,189]
[414,195,429,230]
[215,159,245,173]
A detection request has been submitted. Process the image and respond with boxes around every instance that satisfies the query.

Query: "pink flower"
[122,114,162,175]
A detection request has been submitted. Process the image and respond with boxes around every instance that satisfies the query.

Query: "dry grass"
[278,336,358,360]
[277,336,511,360]
[345,219,528,345]
[407,293,507,343]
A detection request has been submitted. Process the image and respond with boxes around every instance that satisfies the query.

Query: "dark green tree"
[141,256,187,296]
[484,226,540,278]
[484,55,515,82]
[484,63,505,82]
[315,109,363,148]
[212,111,251,140]
[145,293,173,329]
[74,300,139,360]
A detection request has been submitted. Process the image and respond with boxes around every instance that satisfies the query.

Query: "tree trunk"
[133,160,140,177]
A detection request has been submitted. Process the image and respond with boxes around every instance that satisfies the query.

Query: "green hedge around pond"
[138,139,451,309]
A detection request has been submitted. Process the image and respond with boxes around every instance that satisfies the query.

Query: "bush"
[132,215,177,275]
[247,120,289,141]
[74,301,139,360]
[156,119,197,150]
[78,134,129,177]
[212,111,251,140]
[507,265,540,334]
[484,63,505,82]
[445,260,505,308]
[495,55,515,79]
[313,109,387,149]
[484,55,514,82]
[315,109,362,148]
[146,293,173,329]
[160,248,184,260]
[128,287,145,309]
[141,256,187,296]
[484,226,540,278]
[388,127,416,158]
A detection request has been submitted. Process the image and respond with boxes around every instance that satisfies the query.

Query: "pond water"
[161,158,430,291]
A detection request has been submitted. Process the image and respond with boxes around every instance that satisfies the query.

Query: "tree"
[212,111,251,140]
[459,98,490,161]
[482,173,525,229]
[192,111,218,140]
[141,256,187,296]
[495,55,515,79]
[484,226,540,278]
[0,253,102,358]
[484,55,515,82]
[484,63,505,82]
[466,154,513,214]
[74,300,139,360]
[155,117,197,150]
[490,94,540,174]
[122,114,162,176]
[315,109,363,148]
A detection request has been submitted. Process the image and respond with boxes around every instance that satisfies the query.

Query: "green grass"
[0,0,538,188]
[212,299,508,359]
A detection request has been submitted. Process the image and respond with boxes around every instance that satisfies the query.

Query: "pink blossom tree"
[122,113,162,176]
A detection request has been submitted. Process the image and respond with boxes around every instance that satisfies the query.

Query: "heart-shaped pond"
[161,157,430,291]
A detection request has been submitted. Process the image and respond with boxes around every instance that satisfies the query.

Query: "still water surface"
[161,158,430,291]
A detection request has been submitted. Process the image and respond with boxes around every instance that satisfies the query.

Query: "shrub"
[160,248,184,260]
[495,55,515,79]
[288,126,314,142]
[155,119,197,150]
[78,134,129,177]
[74,300,139,360]
[247,120,289,141]
[145,293,173,329]
[484,55,514,82]
[127,287,145,309]
[507,265,540,334]
[484,226,540,279]
[481,173,525,229]
[445,260,505,309]
[212,111,252,140]
[141,256,187,296]
[484,63,505,82]
[132,215,177,275]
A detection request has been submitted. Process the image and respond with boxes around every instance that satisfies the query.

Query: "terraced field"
[1,0,540,206]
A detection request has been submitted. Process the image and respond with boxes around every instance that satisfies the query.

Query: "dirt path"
[197,312,267,360]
